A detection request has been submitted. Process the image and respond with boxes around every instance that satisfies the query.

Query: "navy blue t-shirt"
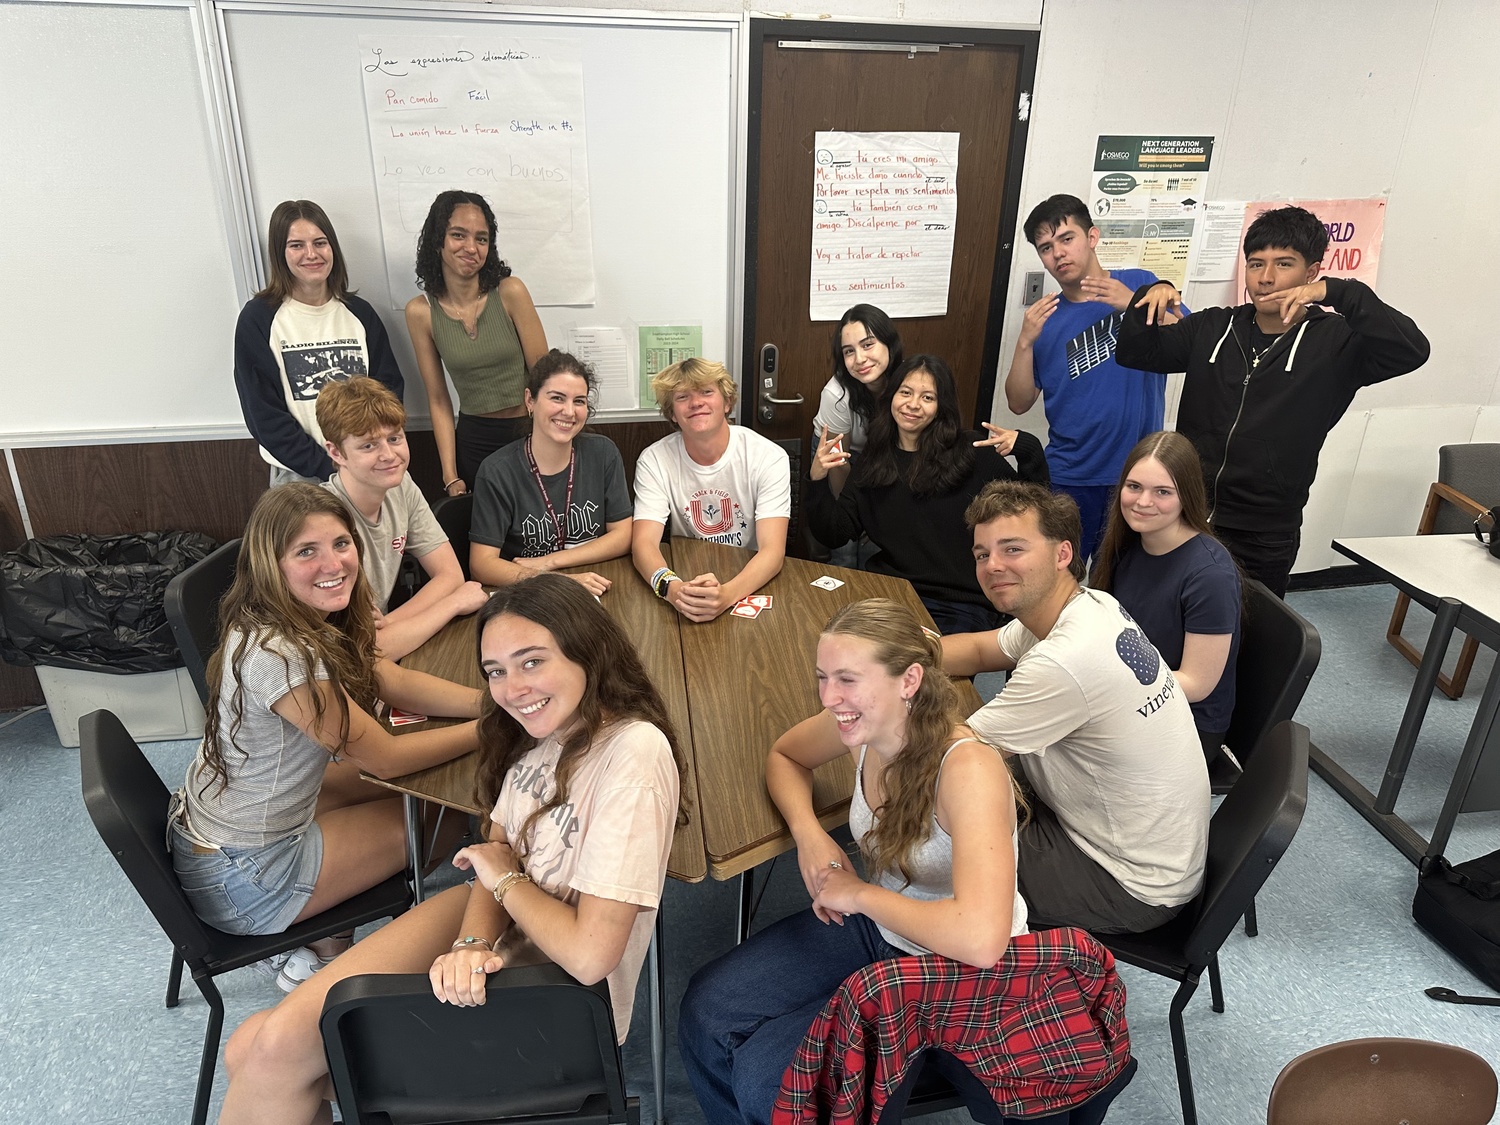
[1112,533,1241,734]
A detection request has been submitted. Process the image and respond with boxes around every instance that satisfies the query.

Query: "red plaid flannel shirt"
[771,926,1130,1124]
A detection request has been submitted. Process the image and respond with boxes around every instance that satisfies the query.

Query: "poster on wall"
[1234,198,1385,296]
[358,36,597,308]
[1089,135,1213,289]
[808,131,960,320]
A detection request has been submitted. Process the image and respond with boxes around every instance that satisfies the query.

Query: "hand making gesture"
[1263,279,1327,325]
[972,422,1018,455]
[1077,274,1135,311]
[1016,291,1059,348]
[1134,281,1185,325]
[809,425,849,483]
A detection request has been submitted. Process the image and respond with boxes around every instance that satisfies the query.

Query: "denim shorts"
[169,821,324,936]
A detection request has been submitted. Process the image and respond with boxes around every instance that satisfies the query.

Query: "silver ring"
[471,966,487,974]
[828,861,843,869]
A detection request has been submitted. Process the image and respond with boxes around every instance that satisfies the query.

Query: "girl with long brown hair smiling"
[168,484,481,992]
[678,598,1027,1125]
[214,574,684,1125]
[1090,430,1242,762]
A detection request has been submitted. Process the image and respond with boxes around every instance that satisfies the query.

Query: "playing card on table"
[743,595,773,609]
[730,601,763,619]
[388,708,429,726]
[810,575,845,591]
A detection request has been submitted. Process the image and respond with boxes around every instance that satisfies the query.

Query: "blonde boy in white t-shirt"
[631,358,791,623]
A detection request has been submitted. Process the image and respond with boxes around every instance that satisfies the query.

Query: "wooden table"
[669,538,982,881]
[372,551,708,885]
[373,542,978,1125]
[1315,534,1500,863]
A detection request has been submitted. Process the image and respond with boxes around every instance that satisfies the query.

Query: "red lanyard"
[524,437,576,552]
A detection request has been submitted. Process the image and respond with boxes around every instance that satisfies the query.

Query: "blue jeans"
[1054,483,1111,566]
[169,821,323,935]
[678,909,905,1125]
[919,595,1001,636]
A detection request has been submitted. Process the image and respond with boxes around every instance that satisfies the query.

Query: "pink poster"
[1233,198,1385,299]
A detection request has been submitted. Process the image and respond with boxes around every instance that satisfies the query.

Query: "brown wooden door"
[744,22,1036,455]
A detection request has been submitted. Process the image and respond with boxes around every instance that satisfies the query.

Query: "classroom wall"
[989,0,1499,574]
[1,0,1488,707]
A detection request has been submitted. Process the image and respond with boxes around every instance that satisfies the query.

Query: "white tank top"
[847,738,1029,955]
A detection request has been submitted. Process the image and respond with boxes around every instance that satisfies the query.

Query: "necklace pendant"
[1251,355,1261,368]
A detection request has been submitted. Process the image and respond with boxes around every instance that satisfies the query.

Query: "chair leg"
[1449,635,1480,699]
[190,972,227,1125]
[1168,977,1202,1125]
[735,870,754,945]
[166,949,185,1009]
[1243,898,1258,938]
[1207,955,1224,1014]
[648,915,667,1125]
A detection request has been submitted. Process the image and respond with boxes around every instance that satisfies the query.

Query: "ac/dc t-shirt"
[470,434,632,560]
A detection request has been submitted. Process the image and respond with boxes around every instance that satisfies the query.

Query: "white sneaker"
[276,946,338,993]
[249,951,292,982]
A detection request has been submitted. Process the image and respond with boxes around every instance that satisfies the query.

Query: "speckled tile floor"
[1,583,1496,1124]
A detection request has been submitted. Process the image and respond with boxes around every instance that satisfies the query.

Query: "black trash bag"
[0,531,218,674]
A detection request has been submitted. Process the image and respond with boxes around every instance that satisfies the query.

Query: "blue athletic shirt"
[1031,268,1170,487]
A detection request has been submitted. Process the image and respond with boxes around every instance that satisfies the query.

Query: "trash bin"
[0,531,217,746]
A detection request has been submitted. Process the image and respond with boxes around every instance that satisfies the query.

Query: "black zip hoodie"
[1116,276,1430,533]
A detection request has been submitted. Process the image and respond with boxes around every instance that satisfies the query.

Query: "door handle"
[758,343,804,421]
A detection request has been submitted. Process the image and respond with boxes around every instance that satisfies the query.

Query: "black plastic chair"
[1098,719,1310,1125]
[79,709,411,1125]
[320,965,638,1124]
[1220,578,1321,792]
[163,537,240,706]
[1217,579,1320,938]
[431,493,474,580]
[896,1053,1138,1123]
[773,436,804,557]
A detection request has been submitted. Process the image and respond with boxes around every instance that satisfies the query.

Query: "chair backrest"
[1223,579,1321,769]
[1436,443,1500,534]
[164,538,241,706]
[79,709,219,966]
[321,966,632,1125]
[1266,1036,1497,1125]
[1184,720,1309,968]
[774,436,804,557]
[431,494,474,580]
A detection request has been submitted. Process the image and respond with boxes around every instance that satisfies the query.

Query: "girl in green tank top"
[405,191,548,497]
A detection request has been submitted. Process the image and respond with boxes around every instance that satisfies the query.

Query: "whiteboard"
[221,6,738,419]
[0,1,244,444]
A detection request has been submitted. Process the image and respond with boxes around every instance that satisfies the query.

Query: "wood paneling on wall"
[0,420,676,711]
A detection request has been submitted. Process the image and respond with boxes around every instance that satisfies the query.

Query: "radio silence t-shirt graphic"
[281,341,368,400]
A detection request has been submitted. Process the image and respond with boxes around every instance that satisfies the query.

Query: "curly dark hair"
[471,575,688,852]
[413,191,511,298]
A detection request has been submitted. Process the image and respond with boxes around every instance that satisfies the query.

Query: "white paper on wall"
[359,36,596,308]
[809,131,959,320]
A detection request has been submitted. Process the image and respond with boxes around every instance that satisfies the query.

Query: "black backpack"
[1414,849,1500,994]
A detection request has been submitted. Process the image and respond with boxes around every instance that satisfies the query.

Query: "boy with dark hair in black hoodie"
[1115,205,1429,596]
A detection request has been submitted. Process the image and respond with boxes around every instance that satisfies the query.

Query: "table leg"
[1375,596,1463,814]
[403,794,425,904]
[735,870,754,945]
[1426,653,1500,860]
[649,912,667,1125]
